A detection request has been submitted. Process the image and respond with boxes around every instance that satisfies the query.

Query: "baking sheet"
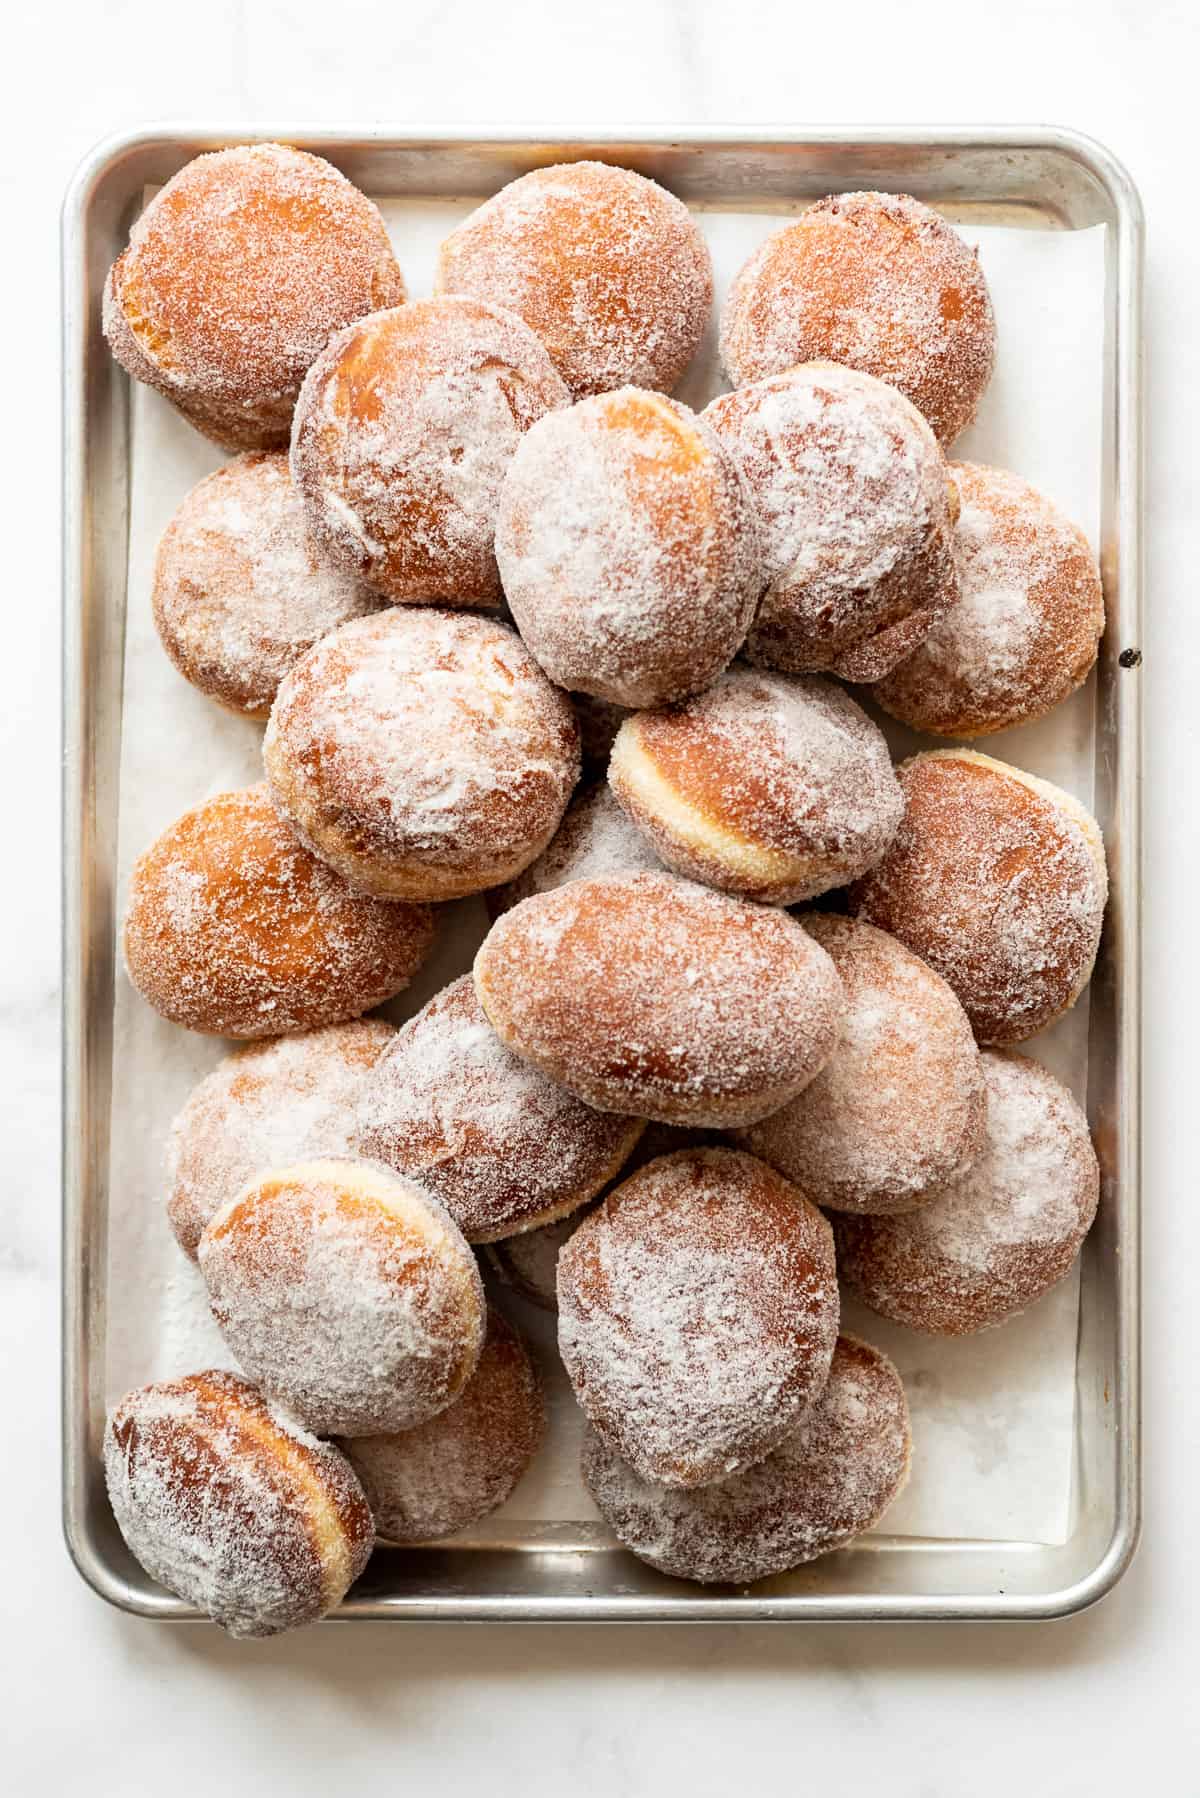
[106,193,1105,1549]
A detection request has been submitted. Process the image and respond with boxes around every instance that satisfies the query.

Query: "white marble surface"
[6,0,1194,1788]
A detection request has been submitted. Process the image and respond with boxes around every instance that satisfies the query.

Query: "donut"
[848,750,1107,1044]
[341,1308,544,1542]
[720,192,996,445]
[495,388,760,708]
[151,452,381,718]
[263,609,580,901]
[197,1158,486,1437]
[103,1370,373,1636]
[290,297,569,606]
[833,1051,1100,1333]
[475,871,846,1128]
[166,1019,396,1258]
[434,161,712,399]
[489,780,660,918]
[103,143,404,452]
[571,691,632,771]
[558,1148,839,1488]
[484,1205,598,1311]
[353,975,645,1242]
[582,1335,910,1585]
[871,463,1105,737]
[608,667,903,905]
[703,363,960,680]
[122,784,436,1038]
[734,915,986,1214]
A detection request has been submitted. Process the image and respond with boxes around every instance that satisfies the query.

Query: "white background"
[5,1,1194,1790]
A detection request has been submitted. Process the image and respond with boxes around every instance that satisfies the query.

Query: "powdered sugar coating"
[490,780,661,917]
[735,916,985,1214]
[834,1052,1100,1334]
[495,388,761,708]
[435,161,712,399]
[559,1149,839,1487]
[720,192,995,446]
[103,1370,374,1637]
[263,608,580,901]
[475,871,846,1128]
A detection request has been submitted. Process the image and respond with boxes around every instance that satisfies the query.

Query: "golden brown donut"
[263,609,580,901]
[833,1051,1100,1334]
[151,452,381,718]
[488,780,660,918]
[341,1307,545,1542]
[122,784,436,1039]
[103,1369,374,1636]
[848,750,1107,1045]
[871,463,1105,736]
[103,143,404,452]
[608,668,902,905]
[582,1335,910,1585]
[474,870,846,1128]
[734,915,986,1214]
[198,1157,485,1437]
[495,388,760,708]
[558,1148,839,1488]
[721,192,996,445]
[290,297,569,606]
[704,363,960,680]
[434,161,712,399]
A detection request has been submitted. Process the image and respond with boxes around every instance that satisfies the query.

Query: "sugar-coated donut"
[166,1019,395,1258]
[290,297,569,606]
[475,871,846,1128]
[263,609,580,901]
[342,1307,545,1542]
[833,1052,1100,1334]
[435,161,712,400]
[152,452,381,718]
[848,750,1107,1045]
[103,1369,374,1636]
[609,668,902,905]
[559,1149,839,1488]
[354,975,645,1242]
[871,463,1105,737]
[198,1158,485,1436]
[103,144,405,452]
[721,192,996,445]
[489,780,660,918]
[583,1335,910,1585]
[734,916,985,1214]
[122,785,436,1038]
[495,388,760,708]
[704,363,960,680]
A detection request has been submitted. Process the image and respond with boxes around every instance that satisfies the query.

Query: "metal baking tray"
[62,125,1142,1622]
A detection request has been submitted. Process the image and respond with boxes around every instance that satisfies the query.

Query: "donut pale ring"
[103,143,405,452]
[198,1158,486,1437]
[474,871,846,1129]
[608,667,903,905]
[489,780,660,919]
[582,1335,910,1585]
[871,462,1105,737]
[263,609,580,901]
[103,1370,374,1637]
[166,1019,396,1258]
[341,1307,545,1543]
[848,750,1107,1045]
[290,297,569,606]
[558,1148,839,1488]
[833,1051,1100,1334]
[353,975,645,1242]
[434,160,713,399]
[704,363,960,681]
[152,452,381,718]
[495,388,760,708]
[720,192,996,445]
[734,915,986,1215]
[122,784,436,1038]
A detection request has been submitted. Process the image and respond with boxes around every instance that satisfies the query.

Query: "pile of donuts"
[101,144,1106,1637]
